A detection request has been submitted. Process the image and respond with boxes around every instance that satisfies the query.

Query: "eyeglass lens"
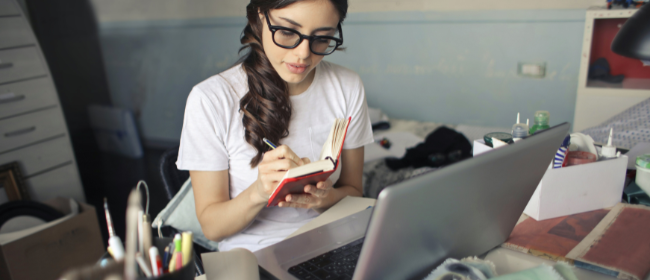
[274,29,339,54]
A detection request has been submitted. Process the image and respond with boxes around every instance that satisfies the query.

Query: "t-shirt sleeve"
[176,87,230,171]
[343,76,374,150]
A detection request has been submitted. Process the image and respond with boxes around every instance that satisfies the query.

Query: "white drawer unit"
[0,0,84,203]
[0,135,73,177]
[0,47,47,84]
[0,107,67,153]
[0,17,35,49]
[24,164,84,202]
[0,77,58,119]
[0,0,20,16]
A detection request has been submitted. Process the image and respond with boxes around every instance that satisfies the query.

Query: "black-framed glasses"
[264,11,343,56]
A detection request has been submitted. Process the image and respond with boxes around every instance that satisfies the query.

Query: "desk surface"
[295,196,628,280]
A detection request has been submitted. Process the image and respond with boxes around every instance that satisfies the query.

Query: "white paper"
[363,131,423,162]
[625,142,650,169]
[202,249,259,280]
[524,156,627,221]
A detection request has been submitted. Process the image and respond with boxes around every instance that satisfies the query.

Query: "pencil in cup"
[147,237,196,279]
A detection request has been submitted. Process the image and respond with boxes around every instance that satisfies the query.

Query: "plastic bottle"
[511,112,529,141]
[601,128,617,158]
[529,110,550,134]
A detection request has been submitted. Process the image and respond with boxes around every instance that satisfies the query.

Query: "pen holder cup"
[141,237,196,280]
[93,237,196,280]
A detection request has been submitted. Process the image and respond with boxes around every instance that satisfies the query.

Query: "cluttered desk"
[191,118,650,280]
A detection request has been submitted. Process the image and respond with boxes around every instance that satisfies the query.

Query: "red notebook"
[267,117,351,207]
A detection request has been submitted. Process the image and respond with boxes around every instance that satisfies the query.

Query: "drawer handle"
[5,126,36,137]
[0,62,13,69]
[0,94,25,104]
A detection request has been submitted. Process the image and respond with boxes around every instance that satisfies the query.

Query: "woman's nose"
[293,38,311,60]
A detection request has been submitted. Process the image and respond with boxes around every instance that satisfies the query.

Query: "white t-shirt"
[176,61,373,252]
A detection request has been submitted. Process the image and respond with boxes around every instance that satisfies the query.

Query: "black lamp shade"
[611,4,650,60]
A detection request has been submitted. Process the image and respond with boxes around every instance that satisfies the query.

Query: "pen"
[104,198,125,261]
[162,246,170,274]
[168,236,179,272]
[150,246,163,276]
[263,138,277,150]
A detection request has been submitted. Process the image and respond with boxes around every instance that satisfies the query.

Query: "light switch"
[518,62,546,78]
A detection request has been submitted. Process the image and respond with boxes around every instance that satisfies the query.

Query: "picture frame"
[0,162,30,201]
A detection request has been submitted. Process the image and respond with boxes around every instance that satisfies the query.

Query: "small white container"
[474,139,628,221]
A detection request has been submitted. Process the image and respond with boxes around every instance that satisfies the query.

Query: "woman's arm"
[191,170,267,242]
[280,146,365,212]
[192,145,307,242]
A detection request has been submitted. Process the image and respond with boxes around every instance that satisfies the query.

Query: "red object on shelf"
[590,18,650,79]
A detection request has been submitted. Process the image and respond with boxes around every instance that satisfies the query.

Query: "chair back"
[159,148,190,200]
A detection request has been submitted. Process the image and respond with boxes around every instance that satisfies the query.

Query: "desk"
[293,196,626,280]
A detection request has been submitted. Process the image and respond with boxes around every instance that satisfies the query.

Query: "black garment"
[386,126,472,170]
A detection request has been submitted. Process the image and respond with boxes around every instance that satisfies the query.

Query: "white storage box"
[473,139,628,221]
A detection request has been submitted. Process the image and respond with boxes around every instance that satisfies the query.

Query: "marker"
[174,233,183,271]
[149,247,163,276]
[181,231,193,266]
[104,198,125,261]
[263,138,277,150]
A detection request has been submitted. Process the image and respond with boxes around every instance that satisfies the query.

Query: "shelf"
[587,78,650,90]
[586,9,638,19]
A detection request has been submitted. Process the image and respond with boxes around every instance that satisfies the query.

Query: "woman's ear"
[258,8,264,21]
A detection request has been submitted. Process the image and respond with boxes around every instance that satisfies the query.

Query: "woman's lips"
[286,63,308,74]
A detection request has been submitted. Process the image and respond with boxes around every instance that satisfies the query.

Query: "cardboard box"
[473,139,628,221]
[0,198,104,280]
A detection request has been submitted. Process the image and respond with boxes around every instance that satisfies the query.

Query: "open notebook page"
[284,118,349,179]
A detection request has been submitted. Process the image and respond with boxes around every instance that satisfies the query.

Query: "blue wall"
[99,9,585,145]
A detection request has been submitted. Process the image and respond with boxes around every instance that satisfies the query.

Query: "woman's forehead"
[272,0,340,29]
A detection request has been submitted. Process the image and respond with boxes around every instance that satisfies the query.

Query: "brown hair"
[239,0,348,167]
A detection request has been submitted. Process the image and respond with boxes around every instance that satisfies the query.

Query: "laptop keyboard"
[287,238,365,280]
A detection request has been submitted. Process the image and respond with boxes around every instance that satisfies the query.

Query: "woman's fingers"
[278,201,310,208]
[304,184,328,198]
[316,180,332,190]
[263,145,305,166]
[286,194,313,204]
[264,158,299,172]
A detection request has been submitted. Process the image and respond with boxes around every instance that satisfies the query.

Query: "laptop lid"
[353,123,570,280]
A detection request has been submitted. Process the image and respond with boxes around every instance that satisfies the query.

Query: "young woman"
[176,0,373,252]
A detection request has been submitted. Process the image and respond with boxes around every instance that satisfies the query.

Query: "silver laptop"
[255,123,570,280]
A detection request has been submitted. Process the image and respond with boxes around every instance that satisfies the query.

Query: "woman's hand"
[254,145,310,203]
[279,179,334,211]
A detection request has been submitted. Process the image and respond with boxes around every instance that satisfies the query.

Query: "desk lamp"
[611,4,650,62]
